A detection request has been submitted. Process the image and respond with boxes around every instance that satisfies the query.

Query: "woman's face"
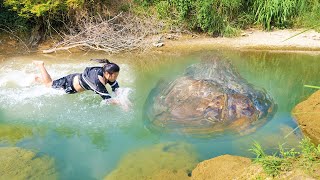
[105,72,119,82]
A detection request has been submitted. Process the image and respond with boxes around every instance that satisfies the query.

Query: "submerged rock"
[144,56,275,135]
[0,124,34,144]
[104,142,198,180]
[0,147,58,179]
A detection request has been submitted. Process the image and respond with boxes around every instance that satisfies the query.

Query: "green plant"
[0,0,30,32]
[195,0,225,36]
[171,0,193,19]
[223,24,240,37]
[236,13,255,29]
[250,0,304,30]
[250,138,320,178]
[300,138,320,161]
[119,3,131,12]
[155,1,171,19]
[297,0,320,31]
[3,0,67,18]
[279,143,300,158]
[250,142,298,177]
[250,141,266,158]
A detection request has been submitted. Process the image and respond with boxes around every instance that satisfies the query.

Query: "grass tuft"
[250,137,320,178]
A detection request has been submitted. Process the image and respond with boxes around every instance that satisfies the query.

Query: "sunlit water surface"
[0,50,319,179]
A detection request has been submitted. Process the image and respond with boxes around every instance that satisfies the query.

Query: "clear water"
[0,50,319,179]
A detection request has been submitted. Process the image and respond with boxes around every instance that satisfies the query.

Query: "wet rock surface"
[145,56,275,135]
[104,142,198,180]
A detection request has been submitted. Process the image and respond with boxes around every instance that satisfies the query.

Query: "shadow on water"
[0,50,319,179]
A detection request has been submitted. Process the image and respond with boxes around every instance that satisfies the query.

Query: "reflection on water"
[0,50,319,179]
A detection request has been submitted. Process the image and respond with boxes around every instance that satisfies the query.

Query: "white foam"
[100,87,133,112]
[0,60,136,130]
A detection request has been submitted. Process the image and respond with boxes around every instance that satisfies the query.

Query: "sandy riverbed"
[1,29,320,56]
[156,29,320,54]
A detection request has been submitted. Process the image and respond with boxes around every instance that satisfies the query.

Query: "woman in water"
[33,59,121,104]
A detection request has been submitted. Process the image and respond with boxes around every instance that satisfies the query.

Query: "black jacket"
[79,67,119,99]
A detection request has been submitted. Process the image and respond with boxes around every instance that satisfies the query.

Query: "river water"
[0,50,319,179]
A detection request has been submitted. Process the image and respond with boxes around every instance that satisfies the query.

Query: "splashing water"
[100,88,133,112]
[0,59,135,130]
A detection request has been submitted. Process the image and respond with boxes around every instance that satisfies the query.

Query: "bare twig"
[43,12,168,54]
[0,25,30,52]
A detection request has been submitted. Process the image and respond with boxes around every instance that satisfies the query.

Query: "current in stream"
[0,50,319,179]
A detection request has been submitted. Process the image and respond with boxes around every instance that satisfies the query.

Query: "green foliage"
[195,0,224,36]
[249,142,292,177]
[155,1,171,19]
[236,13,255,29]
[4,0,66,18]
[250,0,305,30]
[250,142,266,158]
[135,0,320,34]
[250,138,320,178]
[0,0,30,32]
[299,138,320,162]
[119,3,131,12]
[297,0,320,31]
[1,0,320,37]
[134,0,155,7]
[171,0,192,19]
[279,143,300,158]
[222,24,240,37]
[153,0,243,36]
[1,0,112,33]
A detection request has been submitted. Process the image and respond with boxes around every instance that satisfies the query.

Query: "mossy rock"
[0,147,58,180]
[104,142,198,180]
[0,124,34,144]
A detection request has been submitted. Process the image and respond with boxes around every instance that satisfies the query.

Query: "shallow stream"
[0,50,319,179]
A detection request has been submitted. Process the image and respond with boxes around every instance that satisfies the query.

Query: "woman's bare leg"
[33,60,53,87]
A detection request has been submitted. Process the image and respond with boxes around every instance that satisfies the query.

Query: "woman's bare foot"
[32,60,44,67]
[32,60,53,86]
[33,74,43,83]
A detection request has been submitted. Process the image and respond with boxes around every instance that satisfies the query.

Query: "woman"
[33,59,120,103]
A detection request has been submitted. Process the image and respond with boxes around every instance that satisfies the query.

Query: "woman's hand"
[101,98,119,105]
[100,98,130,111]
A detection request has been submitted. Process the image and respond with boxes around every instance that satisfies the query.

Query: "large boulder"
[292,90,320,145]
[144,56,275,135]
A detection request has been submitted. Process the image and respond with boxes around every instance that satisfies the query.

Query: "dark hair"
[90,58,120,74]
[102,59,120,74]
